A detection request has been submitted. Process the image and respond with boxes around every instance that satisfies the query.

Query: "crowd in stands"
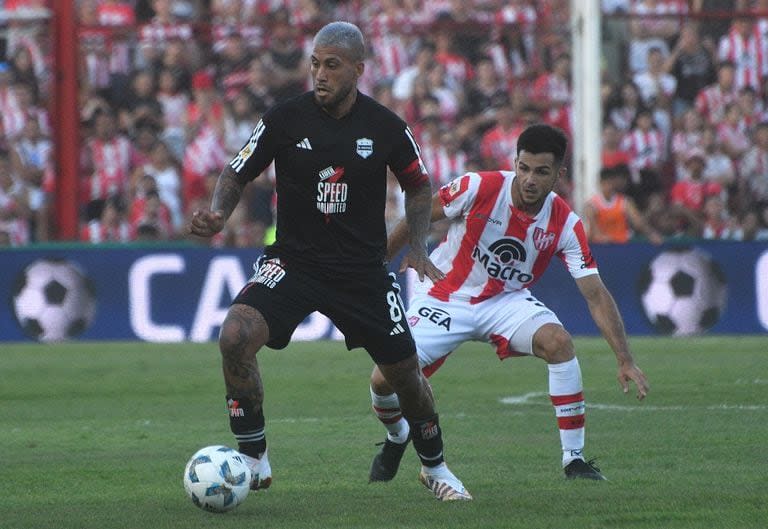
[2,0,768,248]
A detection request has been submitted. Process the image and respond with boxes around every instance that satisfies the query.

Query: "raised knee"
[218,305,268,356]
[534,325,574,363]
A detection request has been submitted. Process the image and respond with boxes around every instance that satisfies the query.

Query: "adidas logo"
[296,138,312,150]
[390,323,405,335]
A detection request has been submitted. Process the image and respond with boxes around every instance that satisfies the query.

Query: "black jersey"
[229,91,429,268]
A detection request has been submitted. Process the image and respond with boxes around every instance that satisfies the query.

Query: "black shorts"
[231,255,416,365]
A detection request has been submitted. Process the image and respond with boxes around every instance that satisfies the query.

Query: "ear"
[356,61,365,78]
[558,165,567,180]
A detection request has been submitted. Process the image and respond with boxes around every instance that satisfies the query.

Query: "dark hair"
[516,123,568,166]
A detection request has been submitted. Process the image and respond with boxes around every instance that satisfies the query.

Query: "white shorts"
[405,290,562,376]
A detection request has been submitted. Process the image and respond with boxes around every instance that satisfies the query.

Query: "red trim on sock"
[557,415,585,429]
[550,392,584,405]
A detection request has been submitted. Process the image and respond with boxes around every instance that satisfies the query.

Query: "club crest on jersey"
[533,227,556,251]
[355,137,373,158]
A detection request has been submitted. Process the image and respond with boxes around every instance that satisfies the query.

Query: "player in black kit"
[189,21,471,501]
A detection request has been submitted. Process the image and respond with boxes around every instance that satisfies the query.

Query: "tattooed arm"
[189,165,247,237]
[399,180,445,282]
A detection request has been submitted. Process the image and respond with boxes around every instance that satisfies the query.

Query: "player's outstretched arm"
[388,189,446,282]
[575,274,650,400]
[189,166,247,238]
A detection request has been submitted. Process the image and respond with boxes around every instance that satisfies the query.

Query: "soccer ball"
[637,247,727,336]
[183,445,251,513]
[11,259,97,342]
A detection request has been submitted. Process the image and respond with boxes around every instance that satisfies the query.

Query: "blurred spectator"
[736,86,764,134]
[181,70,228,210]
[462,55,510,135]
[392,41,436,101]
[215,32,253,101]
[224,90,259,155]
[78,0,113,91]
[80,195,133,243]
[663,22,716,117]
[10,117,52,241]
[425,62,461,124]
[141,140,183,231]
[607,80,644,132]
[138,0,195,70]
[628,0,686,74]
[366,0,410,83]
[433,20,474,86]
[699,125,737,187]
[670,148,723,218]
[210,0,264,54]
[80,109,135,208]
[716,102,751,160]
[116,69,163,134]
[584,165,663,244]
[620,108,666,181]
[530,53,571,133]
[480,102,527,170]
[633,46,676,108]
[645,191,701,239]
[150,37,194,92]
[155,67,189,161]
[8,46,40,100]
[717,15,764,91]
[695,60,737,126]
[243,58,275,115]
[0,64,25,145]
[701,194,738,239]
[420,123,468,188]
[671,108,705,173]
[740,121,768,207]
[601,121,632,169]
[0,151,30,246]
[130,188,173,240]
[96,0,136,81]
[261,8,309,102]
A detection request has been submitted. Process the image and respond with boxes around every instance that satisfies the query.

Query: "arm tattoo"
[212,166,248,220]
[403,181,433,251]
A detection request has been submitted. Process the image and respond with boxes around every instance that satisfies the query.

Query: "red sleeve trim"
[394,159,429,191]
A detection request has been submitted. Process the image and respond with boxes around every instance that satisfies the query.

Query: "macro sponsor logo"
[473,238,533,282]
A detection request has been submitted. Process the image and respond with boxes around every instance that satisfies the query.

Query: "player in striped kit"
[368,124,649,483]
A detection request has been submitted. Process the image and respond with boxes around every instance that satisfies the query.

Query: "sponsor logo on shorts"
[251,258,286,289]
[417,306,451,331]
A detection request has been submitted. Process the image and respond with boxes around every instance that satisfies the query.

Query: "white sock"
[548,357,586,466]
[370,387,410,443]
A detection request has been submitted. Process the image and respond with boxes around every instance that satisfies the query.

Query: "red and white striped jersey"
[82,136,134,202]
[419,171,598,304]
[620,128,666,172]
[695,84,737,125]
[420,143,467,187]
[80,220,133,244]
[718,28,763,91]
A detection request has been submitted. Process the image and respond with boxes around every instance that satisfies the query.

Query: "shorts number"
[386,290,403,322]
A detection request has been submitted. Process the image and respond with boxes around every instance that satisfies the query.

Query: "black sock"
[410,414,444,467]
[227,396,266,458]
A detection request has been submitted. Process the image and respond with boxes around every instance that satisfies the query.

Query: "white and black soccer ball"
[183,445,251,513]
[637,247,727,336]
[11,259,97,342]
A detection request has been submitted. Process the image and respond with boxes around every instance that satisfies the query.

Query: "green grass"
[1,336,766,529]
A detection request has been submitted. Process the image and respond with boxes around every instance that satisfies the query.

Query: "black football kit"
[230,91,430,362]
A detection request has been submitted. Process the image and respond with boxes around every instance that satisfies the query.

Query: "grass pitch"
[1,336,766,529]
